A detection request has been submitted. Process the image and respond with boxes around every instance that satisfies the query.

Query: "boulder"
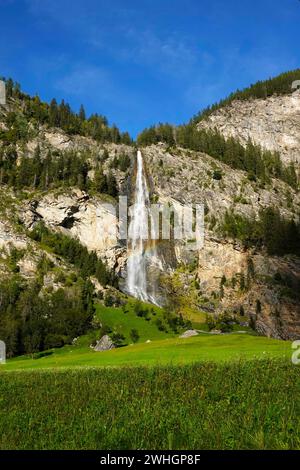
[179,330,199,339]
[93,335,115,352]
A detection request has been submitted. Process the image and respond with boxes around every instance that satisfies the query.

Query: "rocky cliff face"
[141,144,300,340]
[196,89,300,165]
[196,238,300,340]
[143,144,300,218]
[19,189,126,272]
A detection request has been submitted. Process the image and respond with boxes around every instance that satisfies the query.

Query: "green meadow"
[0,360,299,450]
[1,332,292,371]
[0,301,291,371]
[0,301,298,450]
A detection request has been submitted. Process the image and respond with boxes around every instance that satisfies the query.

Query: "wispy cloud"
[184,44,298,109]
[117,29,198,76]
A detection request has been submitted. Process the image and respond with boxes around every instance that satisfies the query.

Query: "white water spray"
[126,150,158,303]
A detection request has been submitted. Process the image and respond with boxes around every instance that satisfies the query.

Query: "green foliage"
[137,123,299,188]
[0,146,94,191]
[130,299,189,333]
[175,126,298,189]
[94,299,189,345]
[0,112,30,144]
[220,207,300,256]
[0,143,119,197]
[111,332,126,346]
[106,171,118,197]
[0,360,298,449]
[7,247,24,273]
[256,300,262,315]
[136,70,300,190]
[0,275,95,357]
[28,223,116,287]
[109,153,131,172]
[129,328,140,343]
[137,123,175,146]
[133,299,149,318]
[212,169,223,180]
[1,77,132,144]
[207,312,235,333]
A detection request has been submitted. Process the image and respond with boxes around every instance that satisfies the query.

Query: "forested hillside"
[0,77,132,144]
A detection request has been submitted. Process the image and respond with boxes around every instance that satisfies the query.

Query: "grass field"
[94,301,179,342]
[0,360,299,450]
[1,332,292,370]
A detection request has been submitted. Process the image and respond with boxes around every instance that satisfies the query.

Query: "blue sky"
[0,0,299,137]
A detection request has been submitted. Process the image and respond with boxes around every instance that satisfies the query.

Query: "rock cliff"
[196,89,300,165]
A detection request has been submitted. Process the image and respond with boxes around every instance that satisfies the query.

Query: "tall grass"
[0,359,299,450]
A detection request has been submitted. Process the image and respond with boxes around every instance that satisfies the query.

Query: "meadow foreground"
[0,359,299,450]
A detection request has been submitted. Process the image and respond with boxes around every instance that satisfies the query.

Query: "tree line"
[29,223,118,288]
[1,77,132,144]
[191,68,300,123]
[0,275,95,357]
[0,145,119,196]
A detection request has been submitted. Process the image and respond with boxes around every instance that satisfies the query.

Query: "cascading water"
[126,150,160,304]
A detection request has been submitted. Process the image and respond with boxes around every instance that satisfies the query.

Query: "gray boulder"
[179,330,199,339]
[93,335,115,352]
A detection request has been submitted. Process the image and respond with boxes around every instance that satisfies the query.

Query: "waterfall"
[126,150,159,304]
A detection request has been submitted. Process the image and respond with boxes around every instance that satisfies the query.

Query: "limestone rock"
[0,221,28,250]
[179,330,199,338]
[19,189,124,270]
[93,335,115,352]
[196,89,300,164]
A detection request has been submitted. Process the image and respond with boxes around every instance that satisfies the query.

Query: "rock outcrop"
[196,89,300,164]
[93,335,115,352]
[19,189,127,272]
[179,330,199,338]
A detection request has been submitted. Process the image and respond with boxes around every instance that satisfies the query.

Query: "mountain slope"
[196,89,300,165]
[0,72,300,355]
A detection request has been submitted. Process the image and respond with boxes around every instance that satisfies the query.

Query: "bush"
[129,329,140,343]
[111,332,126,347]
[212,169,222,180]
[219,208,300,257]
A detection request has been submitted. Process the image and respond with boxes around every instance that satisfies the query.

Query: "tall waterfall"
[126,150,159,304]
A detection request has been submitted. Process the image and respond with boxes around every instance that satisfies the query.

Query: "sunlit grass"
[0,360,298,450]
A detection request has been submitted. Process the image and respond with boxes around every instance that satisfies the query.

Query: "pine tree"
[106,171,118,197]
[49,98,59,127]
[32,144,42,187]
[94,165,107,193]
[79,104,86,122]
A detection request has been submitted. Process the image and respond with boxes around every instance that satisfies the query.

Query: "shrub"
[129,329,140,343]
